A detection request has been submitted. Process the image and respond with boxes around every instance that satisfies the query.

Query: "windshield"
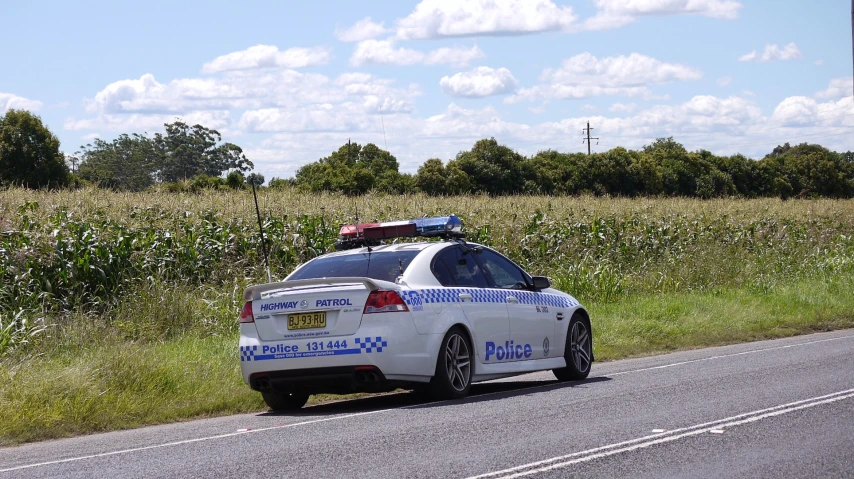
[287,251,421,283]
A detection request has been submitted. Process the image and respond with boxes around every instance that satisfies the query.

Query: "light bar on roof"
[337,215,463,242]
[413,216,462,235]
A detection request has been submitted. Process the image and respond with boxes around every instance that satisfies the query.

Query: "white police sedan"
[239,216,593,410]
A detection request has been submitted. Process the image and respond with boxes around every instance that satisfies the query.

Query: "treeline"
[292,138,854,199]
[2,108,853,198]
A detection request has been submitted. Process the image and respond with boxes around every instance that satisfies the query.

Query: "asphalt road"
[2,330,854,478]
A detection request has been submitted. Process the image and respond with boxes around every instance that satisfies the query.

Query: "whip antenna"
[251,179,272,283]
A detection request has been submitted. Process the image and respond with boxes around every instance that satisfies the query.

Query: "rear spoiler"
[243,277,400,301]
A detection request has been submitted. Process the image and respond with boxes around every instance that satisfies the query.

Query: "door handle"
[458,293,473,301]
[506,296,518,304]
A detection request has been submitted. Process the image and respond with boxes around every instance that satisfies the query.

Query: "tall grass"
[1,187,853,444]
[2,187,854,355]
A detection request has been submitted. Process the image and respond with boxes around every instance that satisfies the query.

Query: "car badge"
[300,300,309,309]
[543,337,550,356]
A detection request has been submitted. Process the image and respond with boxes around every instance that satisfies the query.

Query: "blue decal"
[414,288,578,308]
[485,341,533,361]
[240,336,387,362]
[399,291,424,312]
[316,298,354,307]
[260,301,299,312]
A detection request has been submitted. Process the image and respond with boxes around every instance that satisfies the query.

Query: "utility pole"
[583,122,599,156]
[851,0,853,97]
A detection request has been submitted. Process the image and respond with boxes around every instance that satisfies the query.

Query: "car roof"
[318,240,469,258]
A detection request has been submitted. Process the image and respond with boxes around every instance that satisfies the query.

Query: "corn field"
[2,187,854,357]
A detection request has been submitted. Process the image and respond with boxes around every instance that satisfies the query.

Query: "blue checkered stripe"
[404,288,577,308]
[240,345,258,362]
[356,336,388,353]
[399,290,423,306]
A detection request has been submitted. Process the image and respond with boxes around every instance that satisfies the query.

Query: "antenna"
[251,180,272,283]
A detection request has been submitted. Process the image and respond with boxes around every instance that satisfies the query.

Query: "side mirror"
[532,276,550,290]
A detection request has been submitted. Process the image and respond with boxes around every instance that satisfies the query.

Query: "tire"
[553,313,593,381]
[261,391,310,411]
[428,327,473,400]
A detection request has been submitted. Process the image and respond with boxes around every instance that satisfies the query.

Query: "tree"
[449,138,526,195]
[226,170,246,189]
[416,158,448,195]
[247,173,265,187]
[268,177,294,189]
[155,120,253,182]
[0,109,68,188]
[295,142,406,194]
[78,134,158,191]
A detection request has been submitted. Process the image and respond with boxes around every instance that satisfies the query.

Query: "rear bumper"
[249,366,403,395]
[239,319,442,394]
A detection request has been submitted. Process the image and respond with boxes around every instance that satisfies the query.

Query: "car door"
[432,246,511,365]
[475,248,554,361]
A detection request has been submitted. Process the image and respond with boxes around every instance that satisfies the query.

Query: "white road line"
[464,334,854,403]
[466,388,854,479]
[3,333,852,473]
[607,334,854,377]
[0,410,390,474]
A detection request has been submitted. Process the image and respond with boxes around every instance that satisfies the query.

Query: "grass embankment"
[1,188,853,445]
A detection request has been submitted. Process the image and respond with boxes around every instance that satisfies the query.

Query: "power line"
[582,121,599,155]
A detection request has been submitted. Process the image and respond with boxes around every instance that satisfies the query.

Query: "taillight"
[363,290,409,314]
[239,301,254,323]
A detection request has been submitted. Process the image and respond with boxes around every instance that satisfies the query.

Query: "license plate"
[287,312,327,330]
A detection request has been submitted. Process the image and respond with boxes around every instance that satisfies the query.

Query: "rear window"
[288,251,421,283]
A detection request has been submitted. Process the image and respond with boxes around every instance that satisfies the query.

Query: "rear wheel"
[553,314,593,381]
[261,391,310,411]
[428,327,473,400]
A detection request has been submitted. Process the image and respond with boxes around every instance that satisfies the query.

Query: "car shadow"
[258,375,612,417]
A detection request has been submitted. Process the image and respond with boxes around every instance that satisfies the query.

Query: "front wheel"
[428,327,473,400]
[553,314,593,381]
[261,391,310,411]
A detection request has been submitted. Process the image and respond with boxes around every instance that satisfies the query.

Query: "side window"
[432,246,489,288]
[476,249,530,289]
[431,250,455,287]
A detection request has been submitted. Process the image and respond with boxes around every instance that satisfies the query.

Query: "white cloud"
[350,39,483,67]
[351,40,422,66]
[593,0,741,18]
[395,0,577,39]
[508,53,701,102]
[335,17,389,42]
[815,77,853,100]
[717,76,733,87]
[66,110,234,133]
[82,69,419,116]
[609,102,638,113]
[73,69,420,136]
[739,42,802,62]
[584,0,741,30]
[814,59,824,66]
[439,67,517,98]
[424,46,484,67]
[770,95,854,127]
[422,103,528,138]
[201,45,331,73]
[0,92,43,112]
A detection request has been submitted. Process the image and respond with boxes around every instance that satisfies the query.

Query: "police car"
[239,216,593,410]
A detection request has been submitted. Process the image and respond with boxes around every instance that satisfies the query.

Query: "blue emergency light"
[335,215,464,250]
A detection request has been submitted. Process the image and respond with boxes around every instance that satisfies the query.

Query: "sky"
[1,0,852,180]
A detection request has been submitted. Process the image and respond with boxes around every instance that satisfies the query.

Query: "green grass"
[2,188,854,445]
[2,272,852,446]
